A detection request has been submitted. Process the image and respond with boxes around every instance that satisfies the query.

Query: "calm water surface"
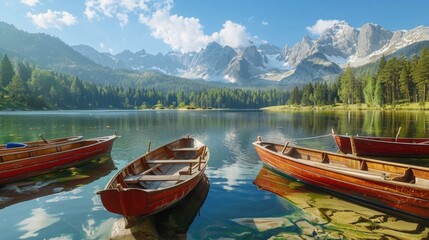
[0,110,429,239]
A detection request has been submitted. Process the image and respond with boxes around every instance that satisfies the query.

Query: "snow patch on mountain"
[324,54,349,67]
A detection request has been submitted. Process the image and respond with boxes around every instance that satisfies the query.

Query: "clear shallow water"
[0,110,428,239]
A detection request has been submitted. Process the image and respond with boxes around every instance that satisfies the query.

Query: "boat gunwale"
[333,134,429,146]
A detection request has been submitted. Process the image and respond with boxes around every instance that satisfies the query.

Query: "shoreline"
[262,103,429,111]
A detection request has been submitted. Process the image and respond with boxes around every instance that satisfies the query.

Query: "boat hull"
[333,134,429,157]
[253,140,429,222]
[0,135,117,184]
[98,170,205,217]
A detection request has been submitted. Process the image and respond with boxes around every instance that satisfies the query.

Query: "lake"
[0,110,428,239]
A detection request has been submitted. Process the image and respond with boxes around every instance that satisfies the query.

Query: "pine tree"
[413,48,429,103]
[398,59,413,102]
[339,66,355,104]
[0,54,15,87]
[7,74,27,104]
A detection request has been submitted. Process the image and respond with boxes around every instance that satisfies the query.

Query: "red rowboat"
[331,129,429,157]
[253,136,429,222]
[97,135,209,226]
[0,135,83,151]
[0,134,118,185]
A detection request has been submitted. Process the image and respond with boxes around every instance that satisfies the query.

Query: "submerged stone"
[231,217,294,232]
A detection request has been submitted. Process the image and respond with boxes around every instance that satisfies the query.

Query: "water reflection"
[0,154,115,209]
[3,110,429,239]
[252,166,429,239]
[17,207,60,239]
[110,175,210,240]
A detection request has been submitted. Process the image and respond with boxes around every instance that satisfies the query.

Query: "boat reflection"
[0,154,115,209]
[110,174,210,240]
[252,166,429,239]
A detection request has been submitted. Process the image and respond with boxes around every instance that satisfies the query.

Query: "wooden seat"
[145,159,202,164]
[171,147,199,151]
[123,174,193,183]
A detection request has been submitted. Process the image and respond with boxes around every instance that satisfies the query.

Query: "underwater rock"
[231,217,294,232]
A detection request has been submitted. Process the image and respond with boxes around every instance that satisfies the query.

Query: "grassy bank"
[262,103,429,111]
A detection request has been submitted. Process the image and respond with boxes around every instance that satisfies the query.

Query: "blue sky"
[1,0,428,55]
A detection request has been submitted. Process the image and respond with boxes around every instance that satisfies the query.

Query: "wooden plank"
[138,175,181,181]
[123,174,180,183]
[171,148,199,151]
[146,159,201,164]
[141,163,163,175]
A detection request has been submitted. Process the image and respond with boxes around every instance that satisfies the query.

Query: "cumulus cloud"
[306,19,340,36]
[21,0,39,7]
[85,0,256,53]
[84,0,148,21]
[212,21,251,49]
[27,9,77,29]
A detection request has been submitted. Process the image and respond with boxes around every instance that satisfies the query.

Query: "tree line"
[0,54,289,109]
[1,48,428,110]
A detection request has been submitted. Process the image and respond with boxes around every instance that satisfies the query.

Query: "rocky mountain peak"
[356,23,393,58]
[317,21,359,57]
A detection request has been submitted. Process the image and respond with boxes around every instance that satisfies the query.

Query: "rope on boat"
[293,133,333,141]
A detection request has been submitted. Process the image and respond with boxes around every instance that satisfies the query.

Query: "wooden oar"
[395,126,401,142]
[39,134,48,143]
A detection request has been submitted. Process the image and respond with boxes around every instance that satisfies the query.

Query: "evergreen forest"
[1,47,429,110]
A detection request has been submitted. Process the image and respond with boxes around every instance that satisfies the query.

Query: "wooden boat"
[97,135,209,224]
[253,136,429,222]
[331,129,429,157]
[110,175,210,239]
[0,135,83,151]
[0,134,117,185]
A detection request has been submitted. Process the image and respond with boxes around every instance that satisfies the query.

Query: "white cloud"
[84,0,148,21]
[140,8,211,53]
[306,19,340,36]
[262,20,268,26]
[27,9,77,29]
[21,0,39,7]
[85,0,256,53]
[212,21,252,49]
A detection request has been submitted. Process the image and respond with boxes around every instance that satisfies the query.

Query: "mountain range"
[1,21,429,88]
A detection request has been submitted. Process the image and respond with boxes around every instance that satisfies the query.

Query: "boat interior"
[0,140,97,163]
[116,139,208,190]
